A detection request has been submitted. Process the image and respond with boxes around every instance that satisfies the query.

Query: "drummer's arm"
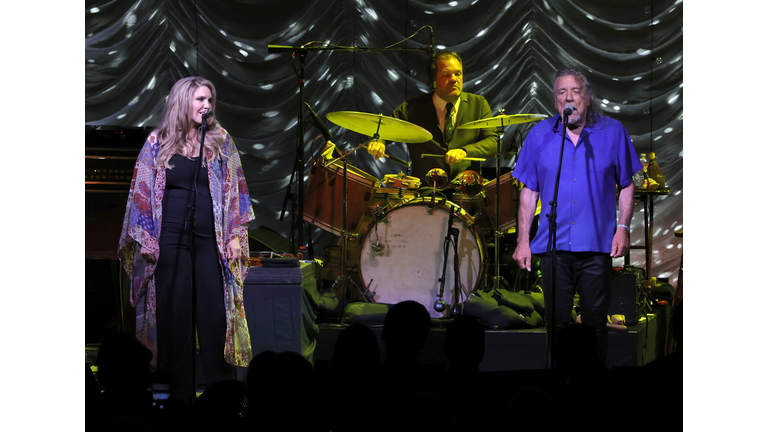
[513,186,539,271]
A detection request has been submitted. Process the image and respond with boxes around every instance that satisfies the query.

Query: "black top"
[161,154,215,238]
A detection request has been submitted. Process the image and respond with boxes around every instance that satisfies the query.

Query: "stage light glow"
[667,94,679,105]
[371,91,383,106]
[636,49,651,56]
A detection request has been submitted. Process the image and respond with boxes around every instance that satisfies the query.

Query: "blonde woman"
[119,76,254,400]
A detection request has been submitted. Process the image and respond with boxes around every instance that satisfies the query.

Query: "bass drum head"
[359,198,486,318]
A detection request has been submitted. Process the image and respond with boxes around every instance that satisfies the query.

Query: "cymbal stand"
[326,144,370,312]
[490,117,506,291]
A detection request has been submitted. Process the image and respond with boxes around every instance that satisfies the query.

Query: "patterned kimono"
[118,128,255,368]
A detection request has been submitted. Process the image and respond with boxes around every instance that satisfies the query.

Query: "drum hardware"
[434,204,463,315]
[371,205,387,256]
[383,172,421,202]
[425,168,448,210]
[456,110,546,290]
[421,153,487,162]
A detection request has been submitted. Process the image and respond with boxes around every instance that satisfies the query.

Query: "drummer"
[367,50,497,184]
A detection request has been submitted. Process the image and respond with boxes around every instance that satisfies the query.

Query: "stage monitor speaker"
[609,272,639,325]
[249,225,292,253]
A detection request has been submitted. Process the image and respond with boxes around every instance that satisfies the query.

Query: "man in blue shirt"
[512,67,643,364]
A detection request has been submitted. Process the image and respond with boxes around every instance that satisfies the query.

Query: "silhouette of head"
[382,301,431,363]
[193,379,249,426]
[333,323,381,374]
[444,315,485,372]
[96,332,152,393]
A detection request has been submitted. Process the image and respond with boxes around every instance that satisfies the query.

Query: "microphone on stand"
[563,104,575,124]
[434,205,455,312]
[305,102,333,142]
[202,109,214,121]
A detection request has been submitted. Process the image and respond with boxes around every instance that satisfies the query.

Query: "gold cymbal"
[326,111,433,144]
[456,114,549,130]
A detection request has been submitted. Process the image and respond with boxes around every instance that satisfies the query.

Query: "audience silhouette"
[86,299,683,431]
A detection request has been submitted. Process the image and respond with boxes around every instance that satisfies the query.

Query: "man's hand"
[610,227,630,258]
[512,242,533,271]
[367,140,386,159]
[445,148,467,165]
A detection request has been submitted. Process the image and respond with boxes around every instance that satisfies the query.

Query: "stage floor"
[313,312,662,371]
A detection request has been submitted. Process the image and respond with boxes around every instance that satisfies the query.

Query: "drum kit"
[303,110,547,318]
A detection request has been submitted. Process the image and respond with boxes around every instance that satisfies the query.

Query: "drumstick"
[361,144,412,168]
[421,153,486,162]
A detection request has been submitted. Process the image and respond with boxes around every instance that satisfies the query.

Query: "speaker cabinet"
[609,272,639,325]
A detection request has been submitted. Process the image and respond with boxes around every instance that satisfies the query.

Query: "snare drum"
[303,159,379,236]
[358,197,487,318]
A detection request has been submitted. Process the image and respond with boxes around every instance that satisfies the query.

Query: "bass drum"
[359,197,487,318]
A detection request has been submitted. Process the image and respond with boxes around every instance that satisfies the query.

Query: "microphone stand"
[545,113,569,370]
[434,205,456,314]
[449,214,463,316]
[182,115,210,398]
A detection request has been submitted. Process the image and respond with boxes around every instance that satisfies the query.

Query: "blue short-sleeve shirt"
[512,115,642,254]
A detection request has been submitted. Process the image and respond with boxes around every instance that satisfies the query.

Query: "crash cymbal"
[456,114,549,130]
[327,111,433,144]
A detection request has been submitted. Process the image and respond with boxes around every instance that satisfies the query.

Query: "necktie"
[444,102,454,143]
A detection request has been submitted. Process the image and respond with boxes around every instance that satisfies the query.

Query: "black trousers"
[155,229,234,399]
[540,251,612,364]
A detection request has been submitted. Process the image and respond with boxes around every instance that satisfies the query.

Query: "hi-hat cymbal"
[327,111,433,144]
[456,114,549,130]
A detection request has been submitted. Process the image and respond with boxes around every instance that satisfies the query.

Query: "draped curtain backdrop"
[86,0,683,287]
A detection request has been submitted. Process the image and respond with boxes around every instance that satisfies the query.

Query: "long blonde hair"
[155,76,225,169]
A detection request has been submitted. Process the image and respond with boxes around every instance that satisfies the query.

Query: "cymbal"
[456,114,549,130]
[326,111,433,144]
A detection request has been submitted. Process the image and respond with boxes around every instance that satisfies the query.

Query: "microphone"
[202,109,214,120]
[563,104,575,117]
[434,297,446,313]
[305,102,333,142]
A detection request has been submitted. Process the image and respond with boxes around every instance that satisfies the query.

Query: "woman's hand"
[140,245,156,263]
[226,238,241,260]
